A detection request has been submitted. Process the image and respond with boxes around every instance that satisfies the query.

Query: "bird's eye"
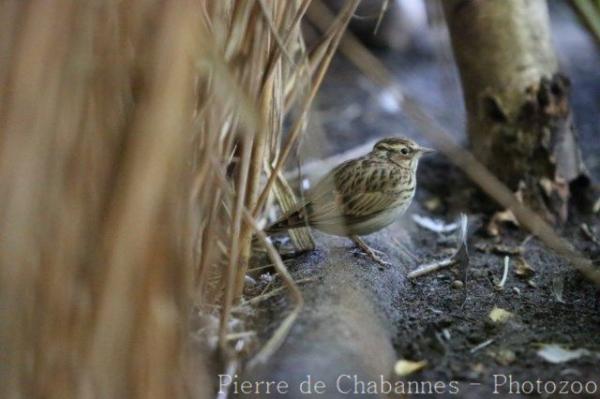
[400,148,409,155]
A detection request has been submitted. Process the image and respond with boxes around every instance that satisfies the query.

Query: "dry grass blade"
[253,0,362,219]
[0,0,328,397]
[243,210,304,369]
[0,2,206,398]
[89,3,200,397]
[243,277,317,306]
[257,0,297,68]
[219,133,254,354]
[373,0,390,35]
[263,0,313,82]
[191,0,313,348]
[249,0,360,254]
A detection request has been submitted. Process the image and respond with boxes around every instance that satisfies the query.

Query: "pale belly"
[313,194,413,236]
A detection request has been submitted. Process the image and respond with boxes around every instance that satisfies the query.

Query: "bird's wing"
[265,160,349,233]
[307,159,406,226]
[308,189,402,228]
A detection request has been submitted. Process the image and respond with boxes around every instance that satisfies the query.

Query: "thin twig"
[470,339,494,354]
[258,277,276,297]
[520,234,534,249]
[496,256,510,290]
[408,258,456,279]
[243,277,318,306]
[373,0,389,35]
[409,214,469,280]
[247,262,286,273]
[226,331,256,341]
[581,223,600,247]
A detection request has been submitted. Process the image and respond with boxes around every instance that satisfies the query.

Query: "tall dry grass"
[0,1,358,398]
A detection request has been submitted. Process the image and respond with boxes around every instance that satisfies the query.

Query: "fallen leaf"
[539,177,569,223]
[539,177,554,197]
[487,209,519,236]
[489,349,516,366]
[488,307,513,324]
[537,344,592,364]
[394,359,427,376]
[453,214,470,284]
[471,363,485,374]
[552,276,566,303]
[492,244,522,255]
[412,214,458,234]
[514,257,535,278]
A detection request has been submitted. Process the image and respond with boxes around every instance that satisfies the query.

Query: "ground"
[242,4,600,398]
[392,173,600,397]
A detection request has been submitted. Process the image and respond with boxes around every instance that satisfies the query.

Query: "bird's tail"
[252,205,315,251]
[264,208,308,235]
[250,217,293,250]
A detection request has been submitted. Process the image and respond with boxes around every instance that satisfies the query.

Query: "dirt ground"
[390,158,600,397]
[248,161,600,398]
[244,4,600,398]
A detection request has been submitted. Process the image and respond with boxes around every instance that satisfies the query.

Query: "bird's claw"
[351,236,392,268]
[352,249,391,268]
[366,252,392,268]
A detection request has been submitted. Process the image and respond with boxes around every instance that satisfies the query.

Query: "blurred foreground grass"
[0,1,358,397]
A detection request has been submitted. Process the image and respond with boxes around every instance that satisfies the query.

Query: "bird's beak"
[418,146,435,155]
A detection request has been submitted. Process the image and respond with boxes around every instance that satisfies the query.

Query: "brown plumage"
[266,137,434,266]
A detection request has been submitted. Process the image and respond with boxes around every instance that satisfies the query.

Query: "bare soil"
[248,159,600,397]
[391,160,600,398]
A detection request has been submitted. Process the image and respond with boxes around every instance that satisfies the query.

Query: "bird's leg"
[351,235,392,267]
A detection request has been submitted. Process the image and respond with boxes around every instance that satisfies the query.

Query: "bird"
[265,137,434,267]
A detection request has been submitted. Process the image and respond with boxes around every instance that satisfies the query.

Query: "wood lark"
[266,137,434,267]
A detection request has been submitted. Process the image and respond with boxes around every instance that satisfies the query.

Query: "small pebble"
[442,328,451,340]
[424,197,442,212]
[451,280,464,289]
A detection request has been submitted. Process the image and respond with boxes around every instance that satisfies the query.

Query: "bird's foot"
[351,236,392,268]
[365,250,393,269]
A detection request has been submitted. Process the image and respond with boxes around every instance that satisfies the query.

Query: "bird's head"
[372,137,434,169]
